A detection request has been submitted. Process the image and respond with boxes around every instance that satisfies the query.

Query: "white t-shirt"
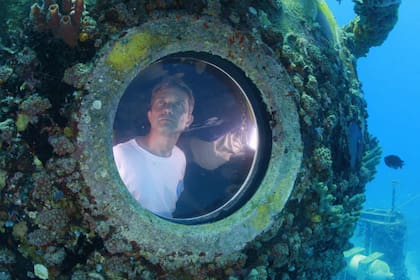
[113,138,186,218]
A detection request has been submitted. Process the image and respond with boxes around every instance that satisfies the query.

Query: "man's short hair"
[151,77,195,114]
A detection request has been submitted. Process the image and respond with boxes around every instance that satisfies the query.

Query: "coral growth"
[63,63,92,89]
[362,0,401,8]
[0,66,13,85]
[344,0,401,57]
[313,146,333,172]
[0,119,16,147]
[360,135,382,182]
[16,94,51,132]
[30,0,84,47]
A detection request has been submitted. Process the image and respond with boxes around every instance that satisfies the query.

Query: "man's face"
[148,88,194,135]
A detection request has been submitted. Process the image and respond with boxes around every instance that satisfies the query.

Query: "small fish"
[384,155,404,169]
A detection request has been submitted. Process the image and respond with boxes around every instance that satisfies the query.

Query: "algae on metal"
[105,32,167,72]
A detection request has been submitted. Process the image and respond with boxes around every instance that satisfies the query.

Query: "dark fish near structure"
[384,155,404,169]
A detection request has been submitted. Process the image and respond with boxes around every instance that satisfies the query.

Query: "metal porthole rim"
[78,15,302,268]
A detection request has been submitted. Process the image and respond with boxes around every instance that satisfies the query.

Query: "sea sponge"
[30,0,85,47]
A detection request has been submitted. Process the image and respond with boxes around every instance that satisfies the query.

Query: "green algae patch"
[16,113,30,132]
[252,202,272,231]
[106,32,164,72]
[250,179,291,231]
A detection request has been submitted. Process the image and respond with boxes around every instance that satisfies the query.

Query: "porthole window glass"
[112,52,271,224]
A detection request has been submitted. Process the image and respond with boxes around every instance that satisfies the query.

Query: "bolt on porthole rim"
[78,15,302,267]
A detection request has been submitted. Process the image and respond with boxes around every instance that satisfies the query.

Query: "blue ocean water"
[327,0,420,278]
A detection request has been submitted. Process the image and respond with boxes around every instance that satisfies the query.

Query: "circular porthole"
[78,15,302,267]
[112,52,271,224]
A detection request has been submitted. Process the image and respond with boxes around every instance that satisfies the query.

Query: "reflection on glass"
[113,52,265,223]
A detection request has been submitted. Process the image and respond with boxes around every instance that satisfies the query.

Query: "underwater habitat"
[2,0,418,279]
